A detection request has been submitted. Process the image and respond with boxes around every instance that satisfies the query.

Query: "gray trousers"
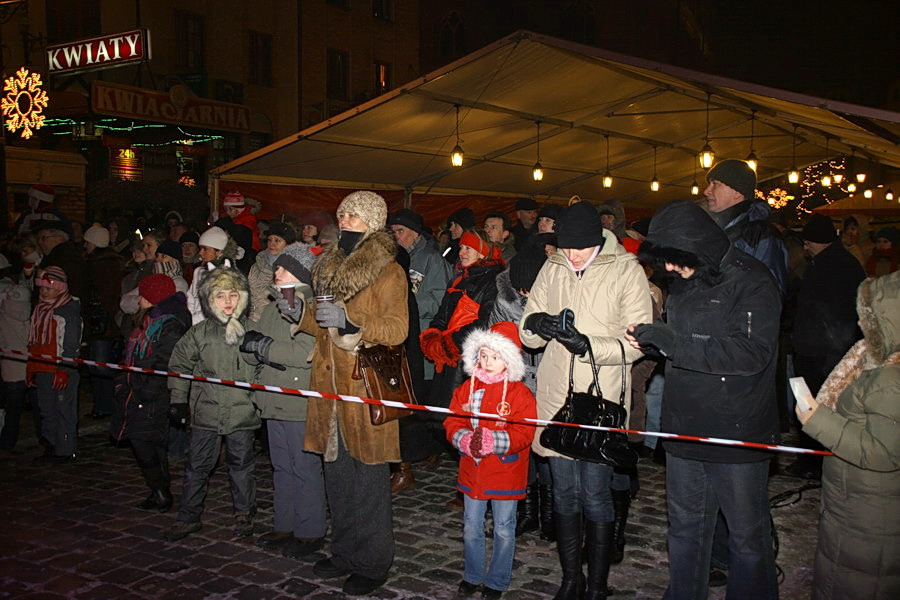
[267,420,326,538]
[325,430,394,580]
[177,428,256,523]
[36,371,80,456]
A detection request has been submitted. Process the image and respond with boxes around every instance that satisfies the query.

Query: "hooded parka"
[520,228,652,458]
[802,271,900,600]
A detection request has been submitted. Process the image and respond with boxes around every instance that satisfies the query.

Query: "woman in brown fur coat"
[283,191,408,596]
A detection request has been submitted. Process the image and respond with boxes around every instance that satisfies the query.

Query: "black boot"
[611,489,630,564]
[539,484,556,542]
[584,520,614,600]
[515,484,540,536]
[155,488,173,513]
[137,491,158,510]
[553,512,584,600]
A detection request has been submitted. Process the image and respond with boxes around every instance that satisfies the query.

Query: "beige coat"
[519,229,653,458]
[296,231,408,465]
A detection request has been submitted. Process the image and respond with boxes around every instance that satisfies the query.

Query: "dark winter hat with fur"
[266,220,297,245]
[555,200,604,249]
[273,242,315,285]
[640,199,729,275]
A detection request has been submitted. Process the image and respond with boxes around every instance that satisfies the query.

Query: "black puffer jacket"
[112,292,191,442]
[640,200,781,463]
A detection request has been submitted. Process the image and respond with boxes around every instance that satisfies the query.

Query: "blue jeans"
[463,495,518,591]
[663,454,777,600]
[548,457,614,522]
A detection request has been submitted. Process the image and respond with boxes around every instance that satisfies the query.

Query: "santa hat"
[461,321,525,382]
[29,184,55,204]
[223,190,246,208]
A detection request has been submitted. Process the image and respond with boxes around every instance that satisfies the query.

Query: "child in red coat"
[445,321,537,599]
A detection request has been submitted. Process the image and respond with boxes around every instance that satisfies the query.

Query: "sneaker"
[234,512,254,537]
[165,521,202,542]
[136,492,158,511]
[313,557,352,579]
[282,537,325,560]
[342,573,386,595]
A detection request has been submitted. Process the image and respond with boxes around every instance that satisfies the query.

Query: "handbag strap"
[567,339,628,408]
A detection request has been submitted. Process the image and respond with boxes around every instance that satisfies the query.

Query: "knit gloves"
[459,427,496,459]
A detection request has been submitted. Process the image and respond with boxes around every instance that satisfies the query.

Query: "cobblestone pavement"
[1,404,820,599]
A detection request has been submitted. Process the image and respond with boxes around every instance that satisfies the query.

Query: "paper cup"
[316,294,335,305]
[278,284,296,309]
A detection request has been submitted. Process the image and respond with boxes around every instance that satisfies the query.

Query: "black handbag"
[539,340,638,469]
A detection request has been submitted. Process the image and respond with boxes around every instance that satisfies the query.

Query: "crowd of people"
[0,166,897,599]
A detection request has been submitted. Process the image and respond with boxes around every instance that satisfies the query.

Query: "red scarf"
[29,291,73,345]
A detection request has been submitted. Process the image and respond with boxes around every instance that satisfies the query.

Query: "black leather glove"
[524,312,561,341]
[274,288,303,323]
[633,322,677,358]
[555,322,590,356]
[240,330,274,363]
[169,403,189,426]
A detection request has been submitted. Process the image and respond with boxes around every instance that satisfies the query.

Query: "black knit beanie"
[267,220,297,245]
[508,246,547,291]
[706,159,757,202]
[273,243,315,285]
[447,207,475,230]
[800,214,838,244]
[556,200,604,248]
[387,208,424,234]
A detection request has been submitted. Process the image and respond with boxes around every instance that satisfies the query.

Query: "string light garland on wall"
[2,67,48,139]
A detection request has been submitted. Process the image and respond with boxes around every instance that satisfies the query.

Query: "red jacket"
[445,377,537,500]
[232,209,261,251]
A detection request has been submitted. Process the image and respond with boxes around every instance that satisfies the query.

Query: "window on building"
[176,12,205,72]
[374,61,392,96]
[249,31,274,87]
[46,0,101,44]
[373,0,392,21]
[327,49,350,101]
[439,12,466,60]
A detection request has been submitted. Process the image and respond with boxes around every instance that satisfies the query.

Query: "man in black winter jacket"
[626,200,780,600]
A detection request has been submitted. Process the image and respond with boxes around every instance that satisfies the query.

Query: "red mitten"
[51,370,69,391]
[441,331,462,368]
[420,328,449,372]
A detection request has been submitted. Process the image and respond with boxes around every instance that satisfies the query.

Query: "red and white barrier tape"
[1,348,833,456]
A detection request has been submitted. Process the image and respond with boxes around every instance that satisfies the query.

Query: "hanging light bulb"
[821,137,832,186]
[601,134,613,188]
[650,146,660,191]
[833,170,844,184]
[532,121,543,181]
[847,181,857,193]
[691,181,700,195]
[885,188,895,201]
[856,171,867,183]
[450,104,464,167]
[745,111,758,172]
[788,125,800,183]
[864,188,873,198]
[698,93,715,169]
[822,174,832,187]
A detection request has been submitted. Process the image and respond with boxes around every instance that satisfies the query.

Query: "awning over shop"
[213,30,900,218]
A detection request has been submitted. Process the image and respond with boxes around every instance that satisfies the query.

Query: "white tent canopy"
[213,30,900,210]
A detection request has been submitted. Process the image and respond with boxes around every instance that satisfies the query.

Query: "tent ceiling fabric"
[213,31,900,210]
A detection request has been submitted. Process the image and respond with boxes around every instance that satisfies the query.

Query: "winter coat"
[0,277,30,382]
[112,293,191,442]
[168,268,260,434]
[793,242,866,360]
[803,271,900,600]
[296,230,408,465]
[248,250,276,321]
[424,259,505,410]
[245,286,316,421]
[640,200,781,463]
[489,269,542,395]
[520,229,652,459]
[84,248,125,340]
[406,234,452,335]
[712,200,788,296]
[26,298,82,378]
[510,221,537,252]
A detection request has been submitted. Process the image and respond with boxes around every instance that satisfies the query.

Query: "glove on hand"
[524,312,561,341]
[469,427,485,458]
[169,403,190,426]
[555,323,590,356]
[316,302,347,329]
[473,427,495,457]
[240,330,274,363]
[459,431,474,456]
[51,370,69,391]
[274,288,303,323]
[633,322,677,358]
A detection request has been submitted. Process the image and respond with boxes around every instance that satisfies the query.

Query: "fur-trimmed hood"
[857,270,900,363]
[311,230,396,302]
[198,267,249,344]
[461,326,525,382]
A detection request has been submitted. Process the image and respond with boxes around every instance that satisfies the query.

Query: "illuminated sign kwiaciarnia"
[47,29,151,75]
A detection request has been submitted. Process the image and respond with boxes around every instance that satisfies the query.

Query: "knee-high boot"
[584,520,614,600]
[515,483,540,536]
[553,512,584,600]
[611,489,630,564]
[539,483,556,541]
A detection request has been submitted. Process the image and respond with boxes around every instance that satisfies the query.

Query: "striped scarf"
[29,291,73,345]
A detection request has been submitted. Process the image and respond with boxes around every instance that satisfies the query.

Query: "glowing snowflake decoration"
[2,67,49,139]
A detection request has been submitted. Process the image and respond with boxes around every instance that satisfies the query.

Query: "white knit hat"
[83,224,110,248]
[337,191,388,232]
[198,226,229,250]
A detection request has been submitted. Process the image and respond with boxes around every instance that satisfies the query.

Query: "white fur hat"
[461,321,525,382]
[198,226,229,250]
[83,224,110,248]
